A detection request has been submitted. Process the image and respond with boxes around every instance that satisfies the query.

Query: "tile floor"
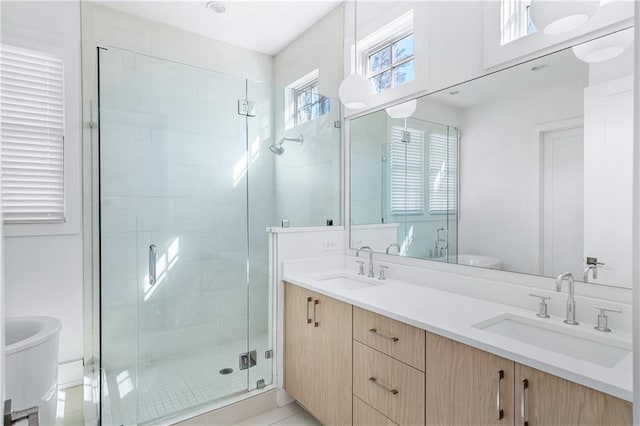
[232,403,320,426]
[103,335,272,425]
[55,385,84,426]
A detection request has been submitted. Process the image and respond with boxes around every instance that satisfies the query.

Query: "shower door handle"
[149,244,157,286]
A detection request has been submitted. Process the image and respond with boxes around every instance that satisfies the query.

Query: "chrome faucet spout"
[555,272,578,325]
[385,243,400,254]
[583,264,598,282]
[356,246,375,278]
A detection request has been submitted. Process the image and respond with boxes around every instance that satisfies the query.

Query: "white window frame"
[389,126,424,215]
[364,30,415,93]
[2,29,81,237]
[500,0,537,46]
[285,69,330,129]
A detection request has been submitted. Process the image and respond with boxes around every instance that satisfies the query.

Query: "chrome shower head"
[268,135,303,155]
[269,144,285,155]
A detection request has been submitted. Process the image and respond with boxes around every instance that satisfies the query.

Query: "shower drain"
[219,368,233,375]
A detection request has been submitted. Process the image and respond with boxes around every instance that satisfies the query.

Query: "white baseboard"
[58,359,83,389]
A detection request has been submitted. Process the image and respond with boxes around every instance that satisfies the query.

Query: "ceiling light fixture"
[386,99,417,119]
[572,28,634,63]
[530,64,549,71]
[338,0,372,109]
[206,1,226,13]
[530,0,599,35]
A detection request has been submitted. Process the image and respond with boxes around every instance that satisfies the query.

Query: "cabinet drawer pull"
[496,370,504,420]
[313,299,319,327]
[306,297,312,324]
[368,328,399,342]
[520,379,529,426]
[368,377,399,395]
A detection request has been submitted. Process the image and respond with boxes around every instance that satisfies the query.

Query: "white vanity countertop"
[283,268,633,402]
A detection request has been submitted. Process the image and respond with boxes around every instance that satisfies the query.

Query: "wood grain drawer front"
[353,341,425,426]
[354,397,398,426]
[353,307,426,371]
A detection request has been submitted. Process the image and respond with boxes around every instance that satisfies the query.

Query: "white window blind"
[1,44,65,223]
[429,131,457,214]
[390,126,423,215]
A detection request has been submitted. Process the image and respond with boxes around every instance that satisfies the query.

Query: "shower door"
[98,47,267,425]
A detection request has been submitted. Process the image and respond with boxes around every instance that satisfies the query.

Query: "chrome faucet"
[356,246,375,277]
[583,264,598,282]
[385,243,400,254]
[583,257,604,283]
[555,272,578,325]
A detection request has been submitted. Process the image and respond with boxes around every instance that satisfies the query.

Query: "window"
[389,126,423,214]
[501,0,537,45]
[0,44,65,223]
[292,79,330,126]
[366,33,415,93]
[429,130,457,214]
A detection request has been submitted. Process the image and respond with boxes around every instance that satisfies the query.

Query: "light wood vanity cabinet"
[425,332,514,426]
[426,332,632,426]
[515,363,632,426]
[283,283,352,426]
[284,282,631,426]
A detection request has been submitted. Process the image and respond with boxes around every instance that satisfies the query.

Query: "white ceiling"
[94,0,342,55]
[425,48,589,109]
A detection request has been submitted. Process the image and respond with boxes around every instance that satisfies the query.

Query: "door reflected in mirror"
[349,28,634,288]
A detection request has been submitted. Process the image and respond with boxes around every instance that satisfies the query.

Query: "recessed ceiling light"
[449,90,460,95]
[531,64,549,72]
[206,1,226,13]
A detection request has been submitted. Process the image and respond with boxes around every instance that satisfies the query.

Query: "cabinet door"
[515,363,632,426]
[310,290,353,426]
[284,283,314,406]
[425,332,514,426]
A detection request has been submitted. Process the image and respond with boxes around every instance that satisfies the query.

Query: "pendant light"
[572,28,634,63]
[339,0,372,109]
[529,0,600,35]
[386,99,417,119]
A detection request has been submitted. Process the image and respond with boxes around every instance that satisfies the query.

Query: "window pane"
[371,70,392,93]
[394,60,414,87]
[298,105,312,124]
[369,46,391,74]
[319,96,330,115]
[393,34,414,62]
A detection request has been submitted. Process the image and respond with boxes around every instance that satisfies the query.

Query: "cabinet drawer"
[353,341,425,426]
[354,307,425,371]
[354,396,398,426]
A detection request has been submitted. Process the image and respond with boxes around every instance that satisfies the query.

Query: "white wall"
[1,0,84,382]
[458,79,586,275]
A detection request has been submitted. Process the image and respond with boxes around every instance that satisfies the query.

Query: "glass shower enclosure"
[97,47,275,425]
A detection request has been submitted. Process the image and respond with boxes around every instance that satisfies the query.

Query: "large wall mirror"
[349,27,634,288]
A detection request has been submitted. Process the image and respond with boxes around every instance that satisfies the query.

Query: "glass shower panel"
[98,47,141,426]
[246,79,275,391]
[99,47,252,425]
[134,53,250,423]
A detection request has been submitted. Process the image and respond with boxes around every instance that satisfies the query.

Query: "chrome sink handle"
[529,294,551,318]
[593,306,622,332]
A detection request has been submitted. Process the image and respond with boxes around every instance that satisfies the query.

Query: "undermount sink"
[312,273,384,291]
[473,314,631,368]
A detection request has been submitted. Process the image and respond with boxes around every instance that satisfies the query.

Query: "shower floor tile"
[103,334,272,425]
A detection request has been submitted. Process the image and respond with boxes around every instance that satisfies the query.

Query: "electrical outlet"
[322,240,336,251]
